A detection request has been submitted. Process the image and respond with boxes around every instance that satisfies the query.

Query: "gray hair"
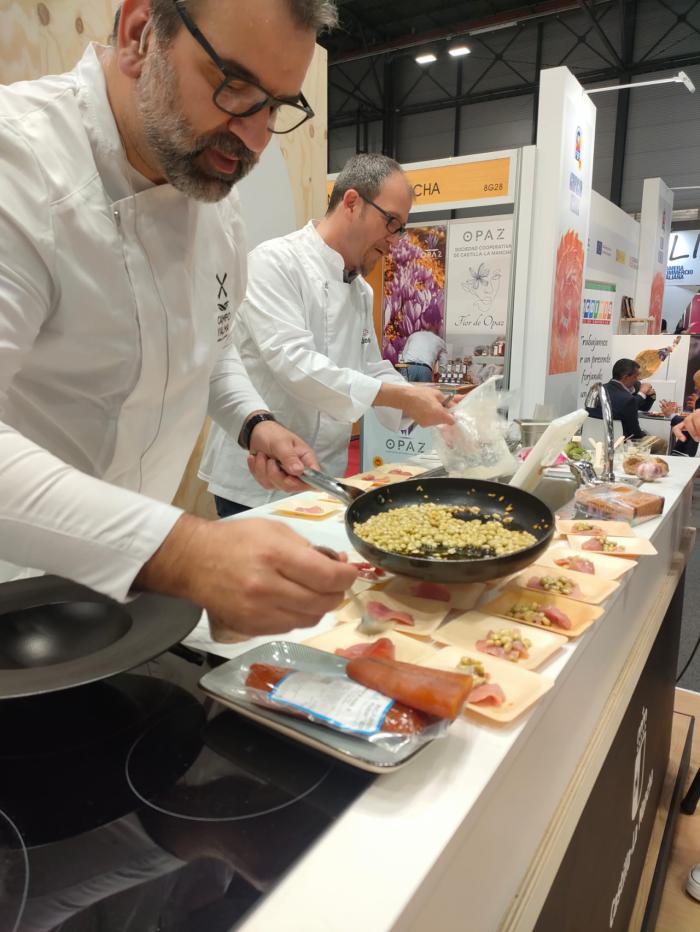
[111,1,338,45]
[327,153,410,213]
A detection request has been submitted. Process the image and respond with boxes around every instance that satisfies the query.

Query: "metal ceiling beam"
[610,0,638,206]
[328,43,700,129]
[328,0,603,64]
[579,0,625,69]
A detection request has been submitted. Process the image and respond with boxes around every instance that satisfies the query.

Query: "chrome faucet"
[584,382,616,482]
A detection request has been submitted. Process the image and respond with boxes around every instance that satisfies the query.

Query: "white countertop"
[186,459,698,932]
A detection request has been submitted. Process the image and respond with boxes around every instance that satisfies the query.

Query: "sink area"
[531,475,579,513]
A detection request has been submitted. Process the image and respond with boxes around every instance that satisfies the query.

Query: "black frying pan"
[303,470,554,583]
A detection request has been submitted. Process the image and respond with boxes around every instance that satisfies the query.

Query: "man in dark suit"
[586,358,666,452]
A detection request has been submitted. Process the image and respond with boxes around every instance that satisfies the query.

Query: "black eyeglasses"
[172,0,314,134]
[360,195,407,236]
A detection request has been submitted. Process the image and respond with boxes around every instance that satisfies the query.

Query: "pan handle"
[300,468,358,506]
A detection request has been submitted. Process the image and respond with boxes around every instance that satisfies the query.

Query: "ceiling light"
[415,52,437,65]
[448,45,471,57]
[677,71,696,93]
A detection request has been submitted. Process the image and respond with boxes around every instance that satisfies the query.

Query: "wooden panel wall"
[0,1,117,83]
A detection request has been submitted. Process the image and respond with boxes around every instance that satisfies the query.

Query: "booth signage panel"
[328,151,517,212]
[444,216,513,337]
[666,228,700,286]
[360,410,434,471]
[576,279,615,406]
[402,158,511,209]
[381,225,447,365]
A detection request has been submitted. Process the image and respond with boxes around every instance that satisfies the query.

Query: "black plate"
[345,477,554,583]
[0,576,201,699]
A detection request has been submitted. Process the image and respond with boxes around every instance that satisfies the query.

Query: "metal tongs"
[299,467,364,506]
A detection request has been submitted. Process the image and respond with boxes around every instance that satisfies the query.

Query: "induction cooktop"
[0,654,371,931]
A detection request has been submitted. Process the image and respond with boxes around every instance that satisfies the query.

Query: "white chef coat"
[199,221,406,506]
[401,329,447,368]
[0,44,266,600]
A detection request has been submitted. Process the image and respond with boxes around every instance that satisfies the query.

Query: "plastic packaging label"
[269,672,392,735]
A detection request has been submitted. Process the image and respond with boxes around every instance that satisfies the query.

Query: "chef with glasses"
[0,0,360,638]
[200,153,453,516]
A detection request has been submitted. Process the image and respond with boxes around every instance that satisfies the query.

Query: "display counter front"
[185,459,698,932]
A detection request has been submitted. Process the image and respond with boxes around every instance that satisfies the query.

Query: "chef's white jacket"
[0,44,266,599]
[199,221,406,506]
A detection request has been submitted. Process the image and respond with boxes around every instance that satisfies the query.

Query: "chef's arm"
[360,325,452,428]
[239,251,386,421]
[240,254,452,428]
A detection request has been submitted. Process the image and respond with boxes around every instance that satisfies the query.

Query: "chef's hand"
[401,385,455,427]
[246,420,319,493]
[135,515,357,636]
[374,382,454,427]
[673,409,700,442]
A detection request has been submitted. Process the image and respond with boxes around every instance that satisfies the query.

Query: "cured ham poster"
[547,95,595,376]
[549,230,585,374]
[634,178,674,335]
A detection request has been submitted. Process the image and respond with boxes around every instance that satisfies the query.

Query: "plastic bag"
[433,376,517,480]
[220,658,450,755]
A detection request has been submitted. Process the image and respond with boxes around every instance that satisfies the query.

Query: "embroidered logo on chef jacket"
[216,272,232,342]
[360,327,371,346]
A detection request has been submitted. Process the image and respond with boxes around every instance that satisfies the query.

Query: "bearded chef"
[0,0,359,636]
[199,153,454,515]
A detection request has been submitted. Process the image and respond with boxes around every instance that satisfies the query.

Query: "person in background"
[633,379,656,412]
[401,328,447,382]
[0,0,359,638]
[586,358,666,452]
[668,369,700,456]
[199,153,454,515]
[674,407,700,449]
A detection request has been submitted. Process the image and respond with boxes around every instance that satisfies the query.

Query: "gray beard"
[136,49,258,202]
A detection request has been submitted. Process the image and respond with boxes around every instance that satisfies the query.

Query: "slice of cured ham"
[352,562,386,581]
[542,605,573,629]
[364,601,415,626]
[335,638,396,660]
[555,556,595,574]
[468,682,506,706]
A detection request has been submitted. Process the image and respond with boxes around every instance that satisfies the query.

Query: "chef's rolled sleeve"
[0,426,183,600]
